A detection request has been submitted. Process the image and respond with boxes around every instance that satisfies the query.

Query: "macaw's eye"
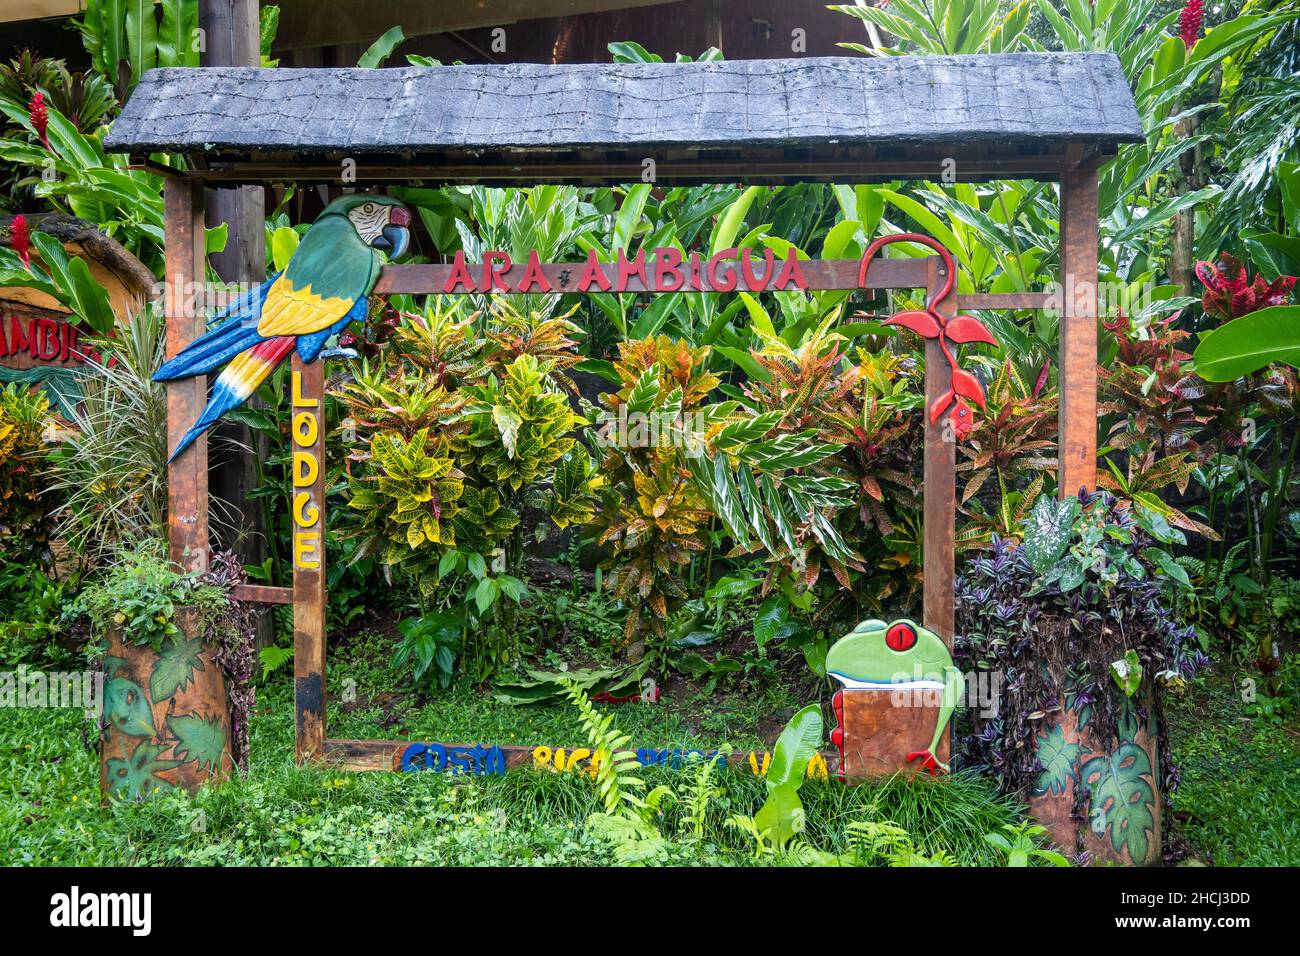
[885,622,917,652]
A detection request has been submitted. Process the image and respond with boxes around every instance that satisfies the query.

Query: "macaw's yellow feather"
[256,274,355,337]
[223,346,279,398]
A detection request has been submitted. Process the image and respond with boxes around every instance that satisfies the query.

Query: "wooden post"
[201,0,264,288]
[164,176,209,572]
[923,255,956,645]
[201,0,273,657]
[291,355,327,763]
[704,0,724,51]
[1058,152,1100,497]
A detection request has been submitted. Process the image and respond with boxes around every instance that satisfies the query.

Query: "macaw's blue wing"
[165,295,369,462]
[168,335,298,462]
[154,273,281,382]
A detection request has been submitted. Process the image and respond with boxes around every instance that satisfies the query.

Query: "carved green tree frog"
[825,618,962,775]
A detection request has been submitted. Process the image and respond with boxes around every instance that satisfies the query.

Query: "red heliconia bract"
[947,397,975,441]
[10,213,31,269]
[1179,0,1203,49]
[28,90,49,148]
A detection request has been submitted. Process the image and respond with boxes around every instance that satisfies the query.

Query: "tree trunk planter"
[100,606,234,801]
[1026,689,1161,866]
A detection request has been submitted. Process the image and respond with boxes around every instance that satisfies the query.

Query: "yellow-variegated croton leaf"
[450,485,521,554]
[347,426,464,566]
[465,354,583,492]
[549,450,601,529]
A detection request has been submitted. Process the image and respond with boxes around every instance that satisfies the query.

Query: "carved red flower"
[9,213,31,269]
[859,233,998,441]
[1195,252,1296,322]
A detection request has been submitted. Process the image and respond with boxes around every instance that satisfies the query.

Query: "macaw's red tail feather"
[168,336,296,462]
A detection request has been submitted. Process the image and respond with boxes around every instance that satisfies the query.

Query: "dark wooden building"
[272,0,869,66]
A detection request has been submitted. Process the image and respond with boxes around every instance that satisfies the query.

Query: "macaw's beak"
[375,205,411,259]
[376,224,409,260]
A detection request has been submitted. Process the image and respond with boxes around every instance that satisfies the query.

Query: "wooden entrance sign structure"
[106,55,1142,777]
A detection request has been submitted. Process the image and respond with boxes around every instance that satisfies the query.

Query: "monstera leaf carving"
[1117,697,1142,744]
[105,676,156,737]
[150,633,206,701]
[1032,723,1084,797]
[105,740,180,801]
[168,713,228,772]
[1080,742,1156,864]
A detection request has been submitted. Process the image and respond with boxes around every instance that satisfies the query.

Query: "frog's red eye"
[885,622,917,652]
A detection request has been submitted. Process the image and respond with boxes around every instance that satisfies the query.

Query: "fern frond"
[683,746,728,841]
[564,679,648,821]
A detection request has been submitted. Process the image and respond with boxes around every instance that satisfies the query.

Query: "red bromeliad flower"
[1195,252,1296,322]
[28,91,49,149]
[858,233,997,441]
[1180,0,1203,49]
[9,214,31,269]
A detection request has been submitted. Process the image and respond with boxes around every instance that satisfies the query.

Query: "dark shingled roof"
[105,53,1142,157]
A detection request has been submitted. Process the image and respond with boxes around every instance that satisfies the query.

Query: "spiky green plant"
[562,679,674,865]
[47,308,167,564]
[562,678,648,820]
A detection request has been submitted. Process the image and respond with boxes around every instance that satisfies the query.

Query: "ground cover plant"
[0,670,1033,867]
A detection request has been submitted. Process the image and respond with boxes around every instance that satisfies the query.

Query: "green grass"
[323,624,799,751]
[1,673,1025,866]
[1165,662,1300,866]
[5,622,1298,866]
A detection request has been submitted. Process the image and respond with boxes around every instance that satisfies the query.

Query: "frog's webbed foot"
[906,750,949,776]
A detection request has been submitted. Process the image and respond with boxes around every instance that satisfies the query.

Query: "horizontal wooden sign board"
[323,737,840,778]
[0,301,95,370]
[377,252,931,296]
[373,254,1053,311]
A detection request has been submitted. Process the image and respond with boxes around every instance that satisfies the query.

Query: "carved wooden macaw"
[155,195,411,461]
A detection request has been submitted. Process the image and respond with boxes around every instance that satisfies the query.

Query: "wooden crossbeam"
[229,584,294,605]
